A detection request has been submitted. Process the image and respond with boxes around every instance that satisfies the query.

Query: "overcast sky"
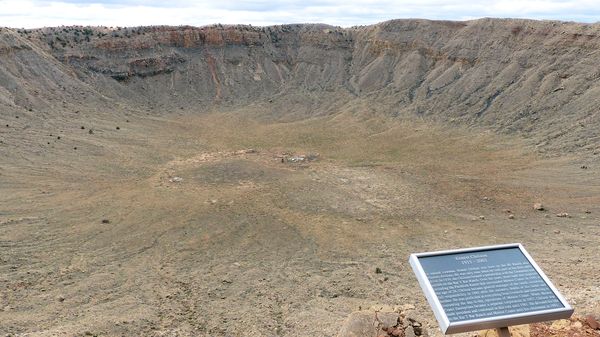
[2,0,600,29]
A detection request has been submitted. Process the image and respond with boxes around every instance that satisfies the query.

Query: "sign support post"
[496,327,510,337]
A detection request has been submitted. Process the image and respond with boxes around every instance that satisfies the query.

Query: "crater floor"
[1,110,598,336]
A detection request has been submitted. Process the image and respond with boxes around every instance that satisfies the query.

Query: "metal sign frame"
[409,243,573,334]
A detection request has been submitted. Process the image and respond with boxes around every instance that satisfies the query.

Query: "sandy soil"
[1,110,599,336]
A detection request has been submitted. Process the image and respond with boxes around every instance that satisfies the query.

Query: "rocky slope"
[2,19,600,155]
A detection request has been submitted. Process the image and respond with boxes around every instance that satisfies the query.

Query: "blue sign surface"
[418,247,564,322]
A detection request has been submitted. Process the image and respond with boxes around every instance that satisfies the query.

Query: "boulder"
[337,311,379,337]
[337,307,427,337]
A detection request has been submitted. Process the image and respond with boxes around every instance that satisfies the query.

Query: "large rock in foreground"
[337,305,428,337]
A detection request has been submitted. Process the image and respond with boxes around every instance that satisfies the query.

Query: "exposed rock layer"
[2,19,600,154]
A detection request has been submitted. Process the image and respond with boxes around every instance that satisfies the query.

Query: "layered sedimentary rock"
[2,19,600,153]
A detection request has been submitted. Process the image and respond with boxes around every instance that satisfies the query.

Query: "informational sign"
[409,243,573,334]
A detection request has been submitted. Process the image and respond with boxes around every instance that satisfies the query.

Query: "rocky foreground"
[336,307,599,337]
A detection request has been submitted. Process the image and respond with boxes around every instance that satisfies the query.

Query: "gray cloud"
[2,0,600,28]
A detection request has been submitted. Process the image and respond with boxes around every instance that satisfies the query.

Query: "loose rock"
[337,311,377,337]
[550,319,570,330]
[587,315,600,330]
[337,307,427,337]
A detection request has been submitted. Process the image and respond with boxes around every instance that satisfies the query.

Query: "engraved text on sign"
[419,247,563,322]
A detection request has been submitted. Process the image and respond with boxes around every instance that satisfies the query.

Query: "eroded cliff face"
[2,19,600,154]
[37,24,353,111]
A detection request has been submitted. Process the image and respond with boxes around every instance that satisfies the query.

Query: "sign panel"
[409,243,573,334]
